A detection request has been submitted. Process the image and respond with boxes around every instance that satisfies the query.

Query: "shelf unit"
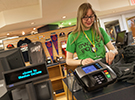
[2,26,76,99]
[24,61,77,98]
[47,62,67,97]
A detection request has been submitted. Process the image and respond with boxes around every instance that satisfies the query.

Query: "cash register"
[74,61,117,92]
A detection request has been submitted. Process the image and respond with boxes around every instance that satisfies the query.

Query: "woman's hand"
[105,51,115,65]
[81,58,95,66]
[105,41,118,65]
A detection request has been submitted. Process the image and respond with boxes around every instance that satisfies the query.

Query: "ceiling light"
[31,22,35,25]
[33,28,36,30]
[22,31,25,35]
[62,16,66,19]
[69,22,71,25]
[7,33,10,35]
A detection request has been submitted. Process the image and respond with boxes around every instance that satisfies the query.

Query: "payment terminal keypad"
[93,73,107,85]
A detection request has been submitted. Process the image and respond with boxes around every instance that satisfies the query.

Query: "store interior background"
[0,0,135,50]
[0,0,135,100]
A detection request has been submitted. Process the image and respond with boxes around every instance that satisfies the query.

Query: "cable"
[68,69,74,73]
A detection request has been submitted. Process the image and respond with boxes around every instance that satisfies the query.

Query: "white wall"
[0,12,6,27]
[99,10,135,32]
[3,5,41,25]
[98,0,130,11]
[87,0,100,11]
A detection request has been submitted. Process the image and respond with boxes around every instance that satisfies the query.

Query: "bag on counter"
[123,45,135,63]
[108,47,135,83]
[110,60,135,83]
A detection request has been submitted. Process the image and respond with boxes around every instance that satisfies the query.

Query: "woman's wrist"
[80,59,83,65]
[110,49,118,55]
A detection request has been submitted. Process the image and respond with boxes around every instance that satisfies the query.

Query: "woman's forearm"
[66,58,81,66]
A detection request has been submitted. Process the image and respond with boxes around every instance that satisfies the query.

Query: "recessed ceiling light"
[31,22,35,25]
[22,31,25,35]
[7,33,10,35]
[62,16,66,19]
[69,22,71,25]
[33,28,36,30]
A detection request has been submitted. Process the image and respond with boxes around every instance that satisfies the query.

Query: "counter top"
[63,78,135,100]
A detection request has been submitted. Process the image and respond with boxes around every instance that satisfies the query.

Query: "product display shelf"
[47,62,67,97]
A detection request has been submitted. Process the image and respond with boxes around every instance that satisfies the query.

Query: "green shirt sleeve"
[99,27,111,45]
[66,33,76,53]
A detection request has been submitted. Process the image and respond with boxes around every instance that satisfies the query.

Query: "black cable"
[68,69,74,73]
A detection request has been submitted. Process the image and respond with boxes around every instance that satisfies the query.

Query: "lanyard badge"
[83,29,101,59]
[83,29,97,53]
[91,45,97,53]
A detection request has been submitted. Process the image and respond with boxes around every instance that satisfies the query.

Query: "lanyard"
[83,29,96,52]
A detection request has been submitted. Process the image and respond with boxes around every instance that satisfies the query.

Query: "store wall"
[2,5,41,25]
[0,12,5,26]
[99,10,135,36]
[3,26,75,61]
[98,0,130,11]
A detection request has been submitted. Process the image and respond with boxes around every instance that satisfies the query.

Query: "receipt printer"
[74,61,117,92]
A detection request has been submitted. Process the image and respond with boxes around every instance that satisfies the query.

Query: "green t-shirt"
[66,27,111,60]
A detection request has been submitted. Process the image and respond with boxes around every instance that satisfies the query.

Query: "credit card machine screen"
[74,61,117,92]
[82,63,102,73]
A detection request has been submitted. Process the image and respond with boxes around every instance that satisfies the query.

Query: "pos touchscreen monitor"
[0,47,25,80]
[116,30,126,45]
[2,62,49,90]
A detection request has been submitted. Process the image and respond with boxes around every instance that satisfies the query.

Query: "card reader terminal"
[74,61,117,92]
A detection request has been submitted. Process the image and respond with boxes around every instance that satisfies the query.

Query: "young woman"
[66,3,118,66]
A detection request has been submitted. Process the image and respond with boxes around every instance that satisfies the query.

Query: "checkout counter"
[63,77,135,100]
[62,61,135,100]
[62,33,135,100]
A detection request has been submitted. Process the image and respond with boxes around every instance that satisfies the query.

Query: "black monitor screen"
[116,31,126,44]
[3,63,49,89]
[0,47,25,80]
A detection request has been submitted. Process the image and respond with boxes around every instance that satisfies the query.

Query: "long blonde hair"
[72,3,104,43]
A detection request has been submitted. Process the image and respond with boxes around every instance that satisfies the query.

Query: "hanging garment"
[50,33,59,55]
[28,41,46,64]
[17,38,31,62]
[45,40,53,61]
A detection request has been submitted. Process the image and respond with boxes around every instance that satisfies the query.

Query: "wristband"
[110,49,117,55]
[80,59,83,65]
